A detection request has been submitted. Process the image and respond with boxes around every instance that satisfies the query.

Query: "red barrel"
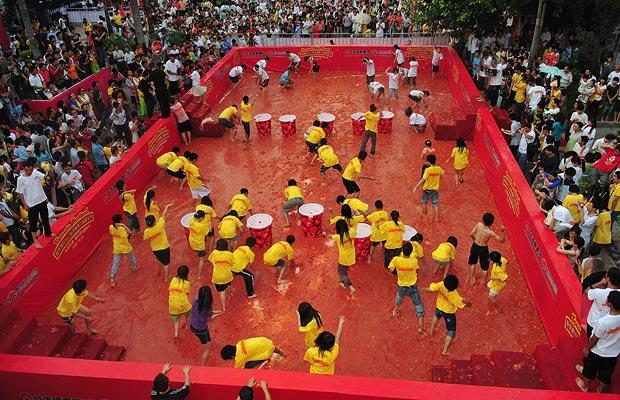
[299,203,324,238]
[351,112,365,136]
[278,115,297,137]
[318,112,335,135]
[254,113,272,136]
[379,111,395,134]
[247,213,274,248]
[354,223,372,261]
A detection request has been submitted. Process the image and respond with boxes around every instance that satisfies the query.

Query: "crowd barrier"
[23,68,112,115]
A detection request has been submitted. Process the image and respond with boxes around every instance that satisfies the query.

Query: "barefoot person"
[359,104,380,156]
[389,242,425,333]
[342,151,373,198]
[297,302,324,348]
[303,316,345,375]
[190,286,222,365]
[109,213,138,287]
[189,210,210,279]
[57,279,105,334]
[446,138,469,188]
[263,235,296,286]
[467,212,506,285]
[221,337,285,368]
[169,265,191,339]
[208,239,235,313]
[317,138,344,176]
[487,251,509,310]
[412,154,444,222]
[150,364,191,399]
[367,200,388,261]
[219,105,240,138]
[232,237,257,299]
[283,179,304,227]
[333,219,357,295]
[425,275,471,356]
[143,204,173,282]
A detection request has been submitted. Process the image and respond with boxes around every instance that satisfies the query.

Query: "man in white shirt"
[190,65,205,97]
[487,59,506,107]
[164,54,183,95]
[541,200,574,238]
[431,46,443,78]
[110,101,131,146]
[286,51,301,71]
[255,57,270,70]
[608,64,620,83]
[526,79,546,110]
[363,58,375,84]
[16,161,51,248]
[368,81,385,100]
[586,268,620,337]
[405,106,426,133]
[228,65,247,84]
[59,163,85,202]
[28,70,45,99]
[393,44,405,66]
[560,66,573,89]
[516,125,535,173]
[576,290,620,392]
[254,65,269,89]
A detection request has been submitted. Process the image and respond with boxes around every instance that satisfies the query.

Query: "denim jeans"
[395,284,425,317]
[110,251,137,278]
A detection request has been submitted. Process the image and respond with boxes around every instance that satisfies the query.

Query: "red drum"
[379,110,395,134]
[247,213,273,248]
[354,223,372,261]
[254,113,272,136]
[351,112,366,136]
[278,114,297,137]
[402,225,417,245]
[299,203,324,238]
[318,112,336,134]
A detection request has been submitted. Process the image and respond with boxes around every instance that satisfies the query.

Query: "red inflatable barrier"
[278,114,297,137]
[351,112,366,136]
[247,213,273,248]
[379,110,395,134]
[354,223,372,261]
[318,112,335,134]
[299,203,324,238]
[254,113,272,136]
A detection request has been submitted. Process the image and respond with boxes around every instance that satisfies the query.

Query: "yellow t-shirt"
[331,228,356,266]
[514,80,527,104]
[196,204,217,232]
[299,317,324,348]
[219,106,237,120]
[230,194,252,217]
[168,277,191,315]
[432,242,456,262]
[563,193,585,223]
[318,145,339,167]
[422,165,444,191]
[189,217,209,251]
[487,257,508,292]
[263,241,294,266]
[109,225,133,254]
[330,215,364,229]
[156,151,176,168]
[304,344,340,375]
[367,210,389,242]
[608,185,620,212]
[364,111,380,132]
[342,157,362,181]
[184,162,202,189]
[284,185,303,200]
[218,215,243,239]
[451,148,469,170]
[56,288,89,318]
[429,281,465,314]
[232,245,255,272]
[143,194,160,218]
[240,101,252,123]
[208,249,235,285]
[388,256,420,286]
[380,220,405,249]
[103,146,112,159]
[167,156,187,172]
[307,127,326,144]
[344,198,369,214]
[411,241,425,258]
[121,192,137,215]
[1,241,21,261]
[234,337,275,368]
[593,211,612,245]
[143,217,169,251]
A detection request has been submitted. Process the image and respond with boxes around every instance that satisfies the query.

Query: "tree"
[528,0,546,65]
[16,0,39,57]
[128,0,147,46]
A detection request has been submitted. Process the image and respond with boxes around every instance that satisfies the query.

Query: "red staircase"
[430,103,477,141]
[490,106,513,130]
[0,309,125,361]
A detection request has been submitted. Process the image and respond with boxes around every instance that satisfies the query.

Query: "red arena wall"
[0,46,592,399]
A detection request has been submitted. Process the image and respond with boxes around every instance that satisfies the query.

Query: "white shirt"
[365,60,375,76]
[170,102,189,123]
[432,50,442,66]
[395,49,404,64]
[409,90,425,99]
[588,288,619,327]
[289,53,301,63]
[518,130,535,154]
[592,314,620,358]
[190,70,201,87]
[527,85,545,109]
[255,59,267,69]
[407,61,418,77]
[29,74,44,89]
[124,51,136,64]
[570,111,589,126]
[229,66,244,78]
[60,170,84,192]
[409,113,426,126]
[387,73,399,89]
[551,205,574,229]
[580,211,598,246]
[256,67,269,81]
[368,81,384,95]
[164,59,182,82]
[16,170,48,207]
[489,63,506,86]
[111,108,127,126]
[608,70,620,82]
[109,155,122,165]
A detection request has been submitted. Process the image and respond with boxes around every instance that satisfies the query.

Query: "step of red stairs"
[98,345,126,361]
[470,354,497,386]
[491,351,545,389]
[449,359,473,384]
[431,366,451,383]
[55,333,90,358]
[76,338,107,360]
[15,323,72,356]
[0,314,37,353]
[533,345,573,391]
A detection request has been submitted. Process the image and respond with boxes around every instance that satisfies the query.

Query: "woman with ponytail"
[143,185,161,218]
[380,210,405,269]
[332,219,357,295]
[190,285,223,365]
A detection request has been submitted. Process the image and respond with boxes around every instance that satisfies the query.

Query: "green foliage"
[168,31,187,46]
[104,35,133,50]
[412,0,513,34]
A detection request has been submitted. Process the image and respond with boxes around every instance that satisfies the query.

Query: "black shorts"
[168,80,180,95]
[366,75,375,85]
[320,164,343,174]
[196,250,206,257]
[275,259,285,267]
[219,118,235,129]
[435,308,457,335]
[61,315,73,323]
[342,178,360,194]
[260,79,269,88]
[166,169,186,179]
[153,248,171,265]
[408,94,422,103]
[214,282,231,292]
[306,141,319,153]
[207,228,214,237]
[190,325,211,344]
[229,75,240,83]
[242,121,250,137]
[371,240,385,247]
[468,243,490,270]
[125,212,140,232]
[177,119,192,132]
[582,351,617,385]
[312,64,320,73]
[432,64,439,72]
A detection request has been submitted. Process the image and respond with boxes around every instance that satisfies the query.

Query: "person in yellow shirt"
[410,233,426,267]
[389,243,425,332]
[57,279,104,334]
[445,138,469,188]
[169,265,192,339]
[297,302,324,348]
[487,251,508,309]
[240,96,252,147]
[359,104,380,155]
[380,210,405,269]
[208,239,235,313]
[305,120,327,164]
[218,210,244,249]
[185,153,211,205]
[424,275,471,356]
[115,180,139,232]
[229,188,253,221]
[218,104,239,137]
[143,204,172,282]
[336,195,369,216]
[0,232,21,263]
[432,236,457,277]
[367,200,388,260]
[330,204,365,229]
[317,138,343,176]
[608,171,620,227]
[283,179,304,227]
[342,151,373,198]
[263,235,296,286]
[303,316,345,375]
[189,210,210,279]
[196,196,217,253]
[221,336,285,369]
[109,214,137,288]
[332,219,357,295]
[166,150,190,188]
[563,185,585,224]
[232,237,257,298]
[510,67,526,121]
[143,185,161,219]
[156,147,180,171]
[413,154,444,222]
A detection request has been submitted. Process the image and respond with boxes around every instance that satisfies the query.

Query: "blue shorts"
[421,189,439,207]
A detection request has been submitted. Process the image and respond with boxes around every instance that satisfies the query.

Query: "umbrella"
[539,64,562,77]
